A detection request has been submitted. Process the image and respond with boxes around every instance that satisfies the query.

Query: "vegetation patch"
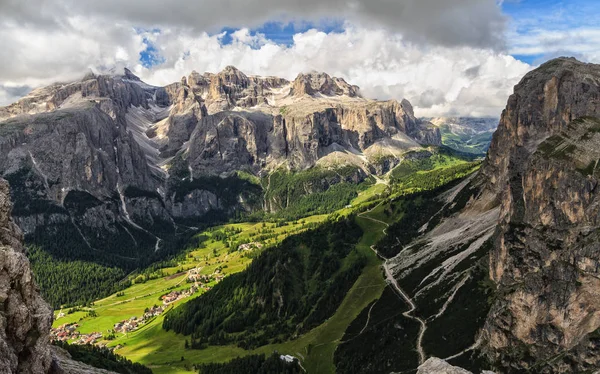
[29,246,130,309]
[334,287,420,373]
[263,166,374,221]
[53,341,152,374]
[196,353,301,374]
[163,218,365,349]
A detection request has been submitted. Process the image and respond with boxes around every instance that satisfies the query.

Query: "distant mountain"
[0,66,441,270]
[427,117,498,155]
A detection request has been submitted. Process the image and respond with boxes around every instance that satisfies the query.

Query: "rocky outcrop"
[290,72,360,98]
[0,178,121,373]
[50,347,117,374]
[0,178,53,373]
[184,98,440,175]
[480,58,600,371]
[416,358,473,374]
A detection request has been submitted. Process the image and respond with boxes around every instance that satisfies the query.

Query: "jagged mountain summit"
[0,66,440,267]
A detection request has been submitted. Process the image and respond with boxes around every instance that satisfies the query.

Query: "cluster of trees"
[53,341,152,374]
[196,353,301,374]
[264,166,374,221]
[163,218,365,349]
[28,246,130,309]
[391,161,480,196]
[390,146,476,180]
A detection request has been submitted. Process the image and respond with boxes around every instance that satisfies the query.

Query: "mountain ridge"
[0,65,443,298]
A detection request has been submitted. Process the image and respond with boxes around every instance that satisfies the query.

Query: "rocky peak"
[187,70,209,88]
[216,65,250,88]
[291,71,360,98]
[400,98,415,117]
[481,57,600,199]
[122,68,141,82]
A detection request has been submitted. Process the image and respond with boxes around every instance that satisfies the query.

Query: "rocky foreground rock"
[416,357,495,374]
[0,178,53,373]
[0,178,116,373]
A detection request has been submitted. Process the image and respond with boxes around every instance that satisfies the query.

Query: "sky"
[0,0,598,117]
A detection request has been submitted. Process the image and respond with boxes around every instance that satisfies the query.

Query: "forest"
[196,353,301,374]
[163,217,365,349]
[28,246,130,308]
[53,341,152,374]
[263,166,374,220]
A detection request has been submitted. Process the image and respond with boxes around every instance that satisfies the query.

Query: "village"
[51,304,167,346]
[113,305,165,333]
[50,323,104,346]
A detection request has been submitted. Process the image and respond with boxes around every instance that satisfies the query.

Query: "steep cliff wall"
[480,57,600,372]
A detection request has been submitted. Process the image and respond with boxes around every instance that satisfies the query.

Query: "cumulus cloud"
[134,27,531,117]
[0,0,506,49]
[0,0,531,116]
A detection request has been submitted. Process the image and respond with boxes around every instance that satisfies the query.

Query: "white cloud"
[135,27,531,117]
[0,0,506,49]
[0,0,531,116]
[509,27,600,63]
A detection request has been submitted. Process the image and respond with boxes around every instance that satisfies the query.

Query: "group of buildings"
[161,285,198,304]
[50,323,102,346]
[113,305,165,333]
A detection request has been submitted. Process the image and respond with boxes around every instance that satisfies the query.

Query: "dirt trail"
[357,204,427,365]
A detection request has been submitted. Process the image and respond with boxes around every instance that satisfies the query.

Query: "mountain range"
[0,66,444,268]
[3,57,600,373]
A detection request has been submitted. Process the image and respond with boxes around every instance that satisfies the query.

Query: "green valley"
[47,148,481,374]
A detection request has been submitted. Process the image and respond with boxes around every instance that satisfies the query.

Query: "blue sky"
[139,0,600,68]
[2,0,598,116]
[503,0,600,64]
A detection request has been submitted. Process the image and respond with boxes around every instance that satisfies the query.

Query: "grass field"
[51,181,390,373]
[52,154,477,373]
[103,206,388,374]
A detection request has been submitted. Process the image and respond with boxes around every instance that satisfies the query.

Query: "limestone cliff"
[480,57,600,371]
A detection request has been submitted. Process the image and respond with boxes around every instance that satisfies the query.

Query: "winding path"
[357,204,427,365]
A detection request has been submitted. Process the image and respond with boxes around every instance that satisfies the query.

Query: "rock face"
[480,58,600,371]
[290,72,361,98]
[0,66,440,259]
[0,178,53,373]
[0,71,175,267]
